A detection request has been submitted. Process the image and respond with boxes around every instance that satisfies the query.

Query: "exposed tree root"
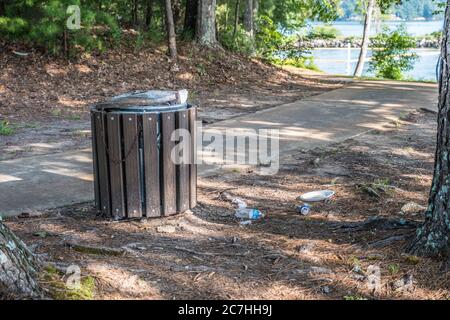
[369,235,408,248]
[336,216,418,233]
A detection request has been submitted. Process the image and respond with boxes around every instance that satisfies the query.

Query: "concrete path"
[0,80,438,217]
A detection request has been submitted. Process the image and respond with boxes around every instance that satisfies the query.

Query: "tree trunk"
[196,0,218,47]
[243,0,253,37]
[164,0,178,62]
[132,0,139,27]
[0,221,41,298]
[0,0,7,16]
[232,0,240,39]
[183,0,198,36]
[408,1,450,258]
[145,0,154,28]
[353,0,375,77]
[252,0,258,33]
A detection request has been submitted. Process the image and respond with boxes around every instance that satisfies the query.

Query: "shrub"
[369,25,418,80]
[0,120,14,136]
[307,25,341,40]
[219,15,315,71]
[219,27,255,55]
[0,0,121,57]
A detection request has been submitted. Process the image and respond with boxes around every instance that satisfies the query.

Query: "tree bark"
[354,0,375,77]
[145,0,154,28]
[164,0,178,62]
[196,0,218,47]
[0,221,41,298]
[232,0,240,39]
[183,0,198,36]
[132,0,139,27]
[252,0,258,33]
[243,0,253,37]
[0,0,7,16]
[408,0,450,257]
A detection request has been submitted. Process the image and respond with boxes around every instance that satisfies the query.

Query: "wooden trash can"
[90,90,197,219]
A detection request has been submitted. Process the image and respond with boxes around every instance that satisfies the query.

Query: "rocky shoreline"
[298,38,440,49]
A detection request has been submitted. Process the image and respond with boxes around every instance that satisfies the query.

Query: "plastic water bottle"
[235,208,264,219]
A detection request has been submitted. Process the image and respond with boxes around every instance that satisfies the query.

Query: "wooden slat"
[90,111,101,212]
[142,113,161,217]
[161,112,177,216]
[107,113,125,219]
[122,114,142,218]
[188,107,197,209]
[176,110,190,213]
[94,112,111,216]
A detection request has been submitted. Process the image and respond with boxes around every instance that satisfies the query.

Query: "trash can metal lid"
[93,89,189,111]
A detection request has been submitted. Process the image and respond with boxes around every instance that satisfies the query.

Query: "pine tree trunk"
[183,0,198,36]
[409,1,450,257]
[0,221,41,298]
[354,0,375,77]
[243,0,253,37]
[196,0,218,47]
[164,0,178,62]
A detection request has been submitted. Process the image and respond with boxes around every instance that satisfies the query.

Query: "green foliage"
[369,25,418,80]
[266,0,339,30]
[0,0,121,56]
[219,27,255,55]
[218,13,316,71]
[255,15,286,59]
[0,120,15,136]
[42,265,96,300]
[388,263,400,275]
[307,25,341,40]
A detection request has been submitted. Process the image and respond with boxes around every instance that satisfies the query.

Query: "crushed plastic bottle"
[235,208,264,219]
[230,197,264,220]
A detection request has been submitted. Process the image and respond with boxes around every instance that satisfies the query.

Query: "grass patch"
[0,120,15,135]
[273,57,321,72]
[64,113,82,121]
[388,263,400,275]
[42,265,96,300]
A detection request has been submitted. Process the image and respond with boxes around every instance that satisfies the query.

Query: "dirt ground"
[4,108,449,300]
[0,41,341,160]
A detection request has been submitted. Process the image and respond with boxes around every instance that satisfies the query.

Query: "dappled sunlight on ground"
[4,108,448,300]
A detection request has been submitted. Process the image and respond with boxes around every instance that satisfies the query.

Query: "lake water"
[306,21,443,81]
[309,48,440,81]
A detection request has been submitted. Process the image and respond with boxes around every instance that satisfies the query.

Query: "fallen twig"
[336,216,418,232]
[419,107,437,115]
[369,235,408,248]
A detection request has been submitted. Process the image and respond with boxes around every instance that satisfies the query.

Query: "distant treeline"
[339,0,444,21]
